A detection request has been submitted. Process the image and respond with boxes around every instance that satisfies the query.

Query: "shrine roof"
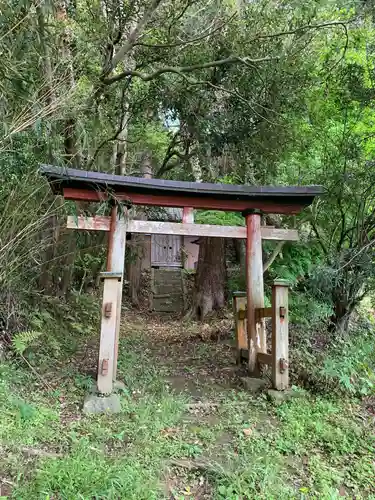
[40,165,323,214]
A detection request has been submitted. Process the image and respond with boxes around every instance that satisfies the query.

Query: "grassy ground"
[0,313,374,499]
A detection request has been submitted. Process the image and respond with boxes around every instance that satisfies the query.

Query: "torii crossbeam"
[41,165,322,395]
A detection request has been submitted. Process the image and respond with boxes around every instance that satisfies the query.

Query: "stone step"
[154,286,182,294]
[152,268,184,313]
[153,277,182,284]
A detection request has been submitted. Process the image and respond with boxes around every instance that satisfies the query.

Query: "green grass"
[0,326,374,499]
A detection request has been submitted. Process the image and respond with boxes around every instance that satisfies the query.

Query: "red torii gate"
[41,165,322,395]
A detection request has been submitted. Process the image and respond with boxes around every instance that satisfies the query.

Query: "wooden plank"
[241,349,272,366]
[255,307,273,320]
[261,227,298,241]
[272,280,289,390]
[239,307,272,320]
[245,212,266,374]
[63,187,309,215]
[67,215,111,231]
[67,216,299,241]
[257,352,272,365]
[97,277,119,394]
[233,294,248,364]
[151,233,182,267]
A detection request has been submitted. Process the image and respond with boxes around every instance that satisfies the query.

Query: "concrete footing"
[83,379,126,414]
[83,392,121,414]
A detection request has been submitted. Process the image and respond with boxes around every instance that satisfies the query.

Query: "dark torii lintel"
[40,165,323,214]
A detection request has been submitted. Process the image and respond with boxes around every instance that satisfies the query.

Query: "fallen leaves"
[242,427,253,437]
[160,427,180,439]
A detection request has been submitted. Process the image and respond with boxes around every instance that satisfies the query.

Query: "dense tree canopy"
[1,0,375,329]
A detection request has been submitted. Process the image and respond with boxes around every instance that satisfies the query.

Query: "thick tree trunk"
[329,297,356,333]
[58,0,79,297]
[193,237,227,320]
[36,3,57,293]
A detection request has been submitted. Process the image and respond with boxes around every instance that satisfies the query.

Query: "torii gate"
[41,165,322,395]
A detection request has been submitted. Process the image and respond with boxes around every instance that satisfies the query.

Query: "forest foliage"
[1,0,375,331]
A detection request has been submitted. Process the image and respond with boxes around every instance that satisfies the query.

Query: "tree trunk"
[233,239,245,270]
[193,238,226,320]
[57,0,79,297]
[329,297,356,333]
[36,2,57,293]
[60,231,76,297]
[115,100,130,175]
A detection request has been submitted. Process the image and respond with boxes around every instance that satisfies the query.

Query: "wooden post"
[272,279,289,390]
[182,207,194,271]
[97,273,122,394]
[98,205,127,389]
[244,210,266,373]
[109,207,127,382]
[182,207,194,224]
[233,292,247,364]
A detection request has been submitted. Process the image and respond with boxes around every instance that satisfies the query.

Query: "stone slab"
[83,393,121,414]
[240,377,268,393]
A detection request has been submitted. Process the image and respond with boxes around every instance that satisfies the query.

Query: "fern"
[14,400,36,421]
[12,330,44,355]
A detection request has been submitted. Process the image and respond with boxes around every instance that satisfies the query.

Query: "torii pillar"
[97,204,127,395]
[243,209,266,374]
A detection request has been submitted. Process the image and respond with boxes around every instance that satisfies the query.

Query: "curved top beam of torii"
[40,164,323,215]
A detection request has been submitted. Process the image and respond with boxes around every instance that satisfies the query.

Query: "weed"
[1,316,373,499]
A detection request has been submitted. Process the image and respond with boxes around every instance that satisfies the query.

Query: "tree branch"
[263,240,285,273]
[86,84,137,169]
[192,79,280,126]
[156,133,195,177]
[310,219,328,255]
[101,55,277,85]
[134,14,236,49]
[105,0,164,74]
[248,20,349,43]
[102,18,347,89]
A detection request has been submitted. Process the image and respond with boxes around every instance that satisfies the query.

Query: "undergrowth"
[0,312,374,499]
[3,291,99,359]
[290,321,375,397]
[229,262,375,397]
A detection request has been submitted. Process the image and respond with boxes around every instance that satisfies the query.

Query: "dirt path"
[120,312,247,398]
[115,313,270,498]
